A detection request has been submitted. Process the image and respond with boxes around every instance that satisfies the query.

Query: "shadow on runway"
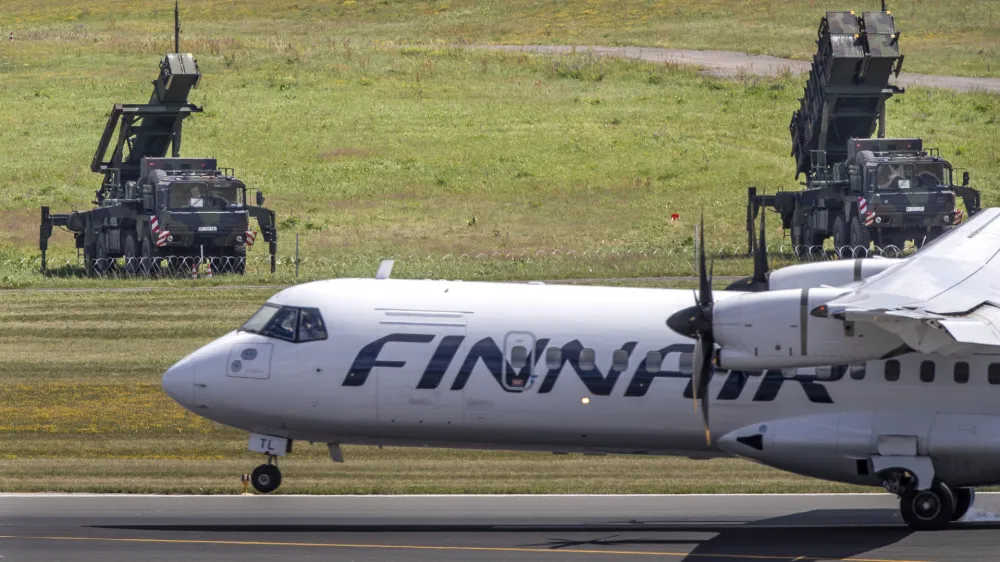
[91,509,1000,561]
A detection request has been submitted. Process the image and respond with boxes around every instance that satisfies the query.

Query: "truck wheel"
[92,233,112,276]
[232,248,247,275]
[122,231,140,276]
[139,235,159,277]
[832,216,849,251]
[850,217,871,251]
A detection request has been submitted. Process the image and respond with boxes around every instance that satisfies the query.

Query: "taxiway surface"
[3,493,1000,561]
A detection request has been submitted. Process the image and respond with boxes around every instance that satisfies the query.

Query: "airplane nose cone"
[162,358,194,410]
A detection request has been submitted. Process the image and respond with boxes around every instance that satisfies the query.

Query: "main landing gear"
[251,455,282,494]
[882,470,975,530]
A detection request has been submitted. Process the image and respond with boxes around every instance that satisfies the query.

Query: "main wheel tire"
[952,487,975,521]
[139,235,159,277]
[251,463,282,494]
[900,480,956,530]
[850,216,872,250]
[92,233,112,275]
[230,248,247,275]
[832,216,851,257]
[122,231,140,276]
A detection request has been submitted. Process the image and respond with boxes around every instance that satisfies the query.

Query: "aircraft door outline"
[502,331,537,392]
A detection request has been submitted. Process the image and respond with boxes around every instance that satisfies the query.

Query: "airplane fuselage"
[164,279,1000,489]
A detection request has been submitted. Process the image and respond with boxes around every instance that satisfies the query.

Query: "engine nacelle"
[722,412,1000,488]
[768,258,900,291]
[718,413,878,485]
[713,287,901,370]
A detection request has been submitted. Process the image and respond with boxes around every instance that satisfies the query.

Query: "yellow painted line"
[0,534,932,562]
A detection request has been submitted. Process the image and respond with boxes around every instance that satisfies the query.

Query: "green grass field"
[0,287,873,493]
[0,1,998,288]
[1,1,998,492]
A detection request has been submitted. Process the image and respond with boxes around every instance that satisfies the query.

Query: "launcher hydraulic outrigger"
[39,4,277,276]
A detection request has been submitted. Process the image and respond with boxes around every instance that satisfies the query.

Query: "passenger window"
[263,307,298,342]
[579,349,596,371]
[920,361,935,383]
[850,363,866,380]
[884,360,900,382]
[989,363,1000,385]
[678,352,694,375]
[298,308,328,342]
[645,351,663,373]
[612,349,630,372]
[545,347,562,370]
[954,362,969,384]
[510,346,528,370]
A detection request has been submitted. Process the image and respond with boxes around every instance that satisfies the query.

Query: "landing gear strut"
[251,455,282,494]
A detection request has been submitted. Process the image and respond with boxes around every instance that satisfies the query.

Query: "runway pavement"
[4,494,1000,561]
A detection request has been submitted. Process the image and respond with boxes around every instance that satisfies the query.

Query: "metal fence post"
[295,234,300,278]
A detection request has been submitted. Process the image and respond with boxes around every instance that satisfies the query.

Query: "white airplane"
[163,209,1000,531]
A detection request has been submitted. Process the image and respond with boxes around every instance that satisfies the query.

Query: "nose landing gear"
[250,455,282,494]
[246,433,291,494]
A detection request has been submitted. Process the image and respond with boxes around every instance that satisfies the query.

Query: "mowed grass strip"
[0,289,275,383]
[0,448,870,494]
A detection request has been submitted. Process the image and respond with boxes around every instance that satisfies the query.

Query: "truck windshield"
[876,163,949,191]
[168,182,244,210]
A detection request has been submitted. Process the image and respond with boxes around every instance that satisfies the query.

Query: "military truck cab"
[849,138,961,248]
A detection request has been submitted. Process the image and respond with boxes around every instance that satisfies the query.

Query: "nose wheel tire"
[900,481,955,530]
[952,487,975,521]
[251,463,282,494]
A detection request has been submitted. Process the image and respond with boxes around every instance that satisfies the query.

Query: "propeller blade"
[691,335,703,412]
[698,334,715,445]
[698,215,712,308]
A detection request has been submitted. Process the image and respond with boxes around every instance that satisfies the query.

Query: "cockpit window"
[240,304,326,343]
[298,308,328,342]
[242,304,280,333]
[264,307,299,341]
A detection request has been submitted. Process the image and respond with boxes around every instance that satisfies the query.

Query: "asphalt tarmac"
[4,493,1000,561]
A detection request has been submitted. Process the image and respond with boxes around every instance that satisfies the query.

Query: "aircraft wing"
[821,208,1000,355]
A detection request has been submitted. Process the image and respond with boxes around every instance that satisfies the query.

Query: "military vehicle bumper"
[864,208,960,228]
[158,211,250,252]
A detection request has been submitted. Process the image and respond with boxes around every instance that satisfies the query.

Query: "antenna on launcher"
[174,0,181,53]
[881,0,888,12]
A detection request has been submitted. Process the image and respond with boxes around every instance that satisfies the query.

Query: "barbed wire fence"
[7,243,917,280]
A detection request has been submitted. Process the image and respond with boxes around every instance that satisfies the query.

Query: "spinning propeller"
[666,215,717,445]
[724,208,770,292]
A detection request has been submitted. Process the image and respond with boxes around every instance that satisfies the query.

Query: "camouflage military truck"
[39,50,277,276]
[747,8,981,253]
